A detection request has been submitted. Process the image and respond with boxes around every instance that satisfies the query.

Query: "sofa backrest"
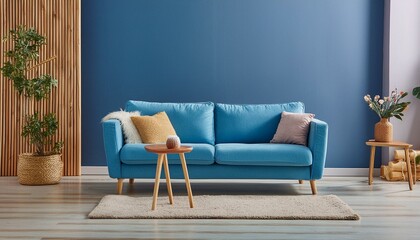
[125,101,215,144]
[215,102,305,143]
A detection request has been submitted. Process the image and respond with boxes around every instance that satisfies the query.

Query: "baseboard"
[82,166,380,177]
[82,166,107,175]
[323,168,380,177]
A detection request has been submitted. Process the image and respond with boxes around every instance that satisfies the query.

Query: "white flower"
[369,103,373,108]
[379,99,384,104]
[384,97,389,101]
[364,95,370,102]
[374,95,380,101]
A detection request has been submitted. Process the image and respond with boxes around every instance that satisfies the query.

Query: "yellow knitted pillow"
[130,112,176,144]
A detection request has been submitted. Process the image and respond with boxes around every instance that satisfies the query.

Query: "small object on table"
[166,135,181,149]
[366,140,415,190]
[145,144,194,210]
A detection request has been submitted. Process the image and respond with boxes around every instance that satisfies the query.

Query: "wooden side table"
[145,144,194,210]
[366,140,415,190]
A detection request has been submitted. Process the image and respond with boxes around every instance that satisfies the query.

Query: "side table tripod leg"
[412,151,417,185]
[405,148,413,190]
[179,153,194,208]
[369,146,376,185]
[152,154,164,210]
[163,154,174,204]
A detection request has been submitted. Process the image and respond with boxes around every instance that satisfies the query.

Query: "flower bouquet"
[364,89,410,141]
[364,89,410,120]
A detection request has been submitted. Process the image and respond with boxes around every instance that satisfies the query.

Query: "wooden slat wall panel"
[0,0,81,176]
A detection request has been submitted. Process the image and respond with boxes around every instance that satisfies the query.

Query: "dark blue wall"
[82,0,384,167]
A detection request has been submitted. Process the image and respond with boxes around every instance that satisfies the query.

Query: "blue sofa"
[103,101,328,194]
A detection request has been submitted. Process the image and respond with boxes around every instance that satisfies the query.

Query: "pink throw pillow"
[270,111,315,146]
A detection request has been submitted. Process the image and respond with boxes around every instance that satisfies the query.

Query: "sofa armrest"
[308,118,328,180]
[102,119,123,178]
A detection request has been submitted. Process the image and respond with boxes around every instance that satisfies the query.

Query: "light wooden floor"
[0,176,419,240]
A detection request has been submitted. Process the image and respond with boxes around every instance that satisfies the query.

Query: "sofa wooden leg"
[129,178,134,184]
[117,178,124,194]
[310,180,317,195]
[298,180,303,184]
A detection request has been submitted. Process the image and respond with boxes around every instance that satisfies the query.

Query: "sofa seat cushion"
[120,143,215,165]
[215,143,312,167]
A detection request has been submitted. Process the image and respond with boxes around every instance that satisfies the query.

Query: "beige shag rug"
[88,195,359,220]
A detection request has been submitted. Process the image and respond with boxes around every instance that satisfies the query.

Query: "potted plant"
[364,89,410,142]
[1,26,63,185]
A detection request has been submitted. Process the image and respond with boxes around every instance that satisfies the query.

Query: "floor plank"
[0,176,419,240]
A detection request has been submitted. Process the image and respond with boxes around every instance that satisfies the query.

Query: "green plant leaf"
[413,87,420,99]
[53,141,64,154]
[22,112,61,155]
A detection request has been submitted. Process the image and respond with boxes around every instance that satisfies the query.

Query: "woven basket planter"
[17,153,63,185]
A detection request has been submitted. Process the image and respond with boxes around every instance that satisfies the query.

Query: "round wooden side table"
[144,144,194,210]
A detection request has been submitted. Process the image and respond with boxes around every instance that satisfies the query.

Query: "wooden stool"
[145,144,194,210]
[366,140,415,190]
